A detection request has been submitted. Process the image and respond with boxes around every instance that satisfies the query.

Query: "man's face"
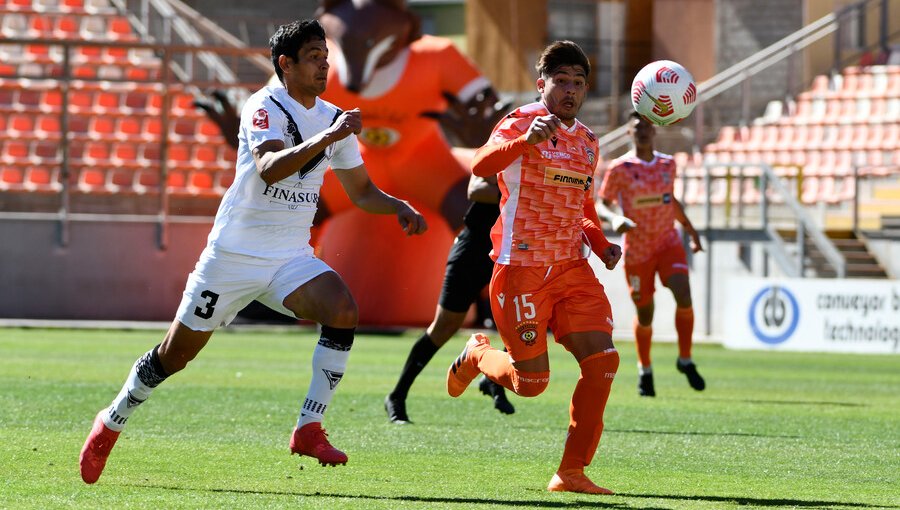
[538,65,587,122]
[282,38,330,96]
[628,115,655,148]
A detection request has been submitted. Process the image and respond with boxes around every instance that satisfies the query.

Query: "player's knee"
[513,372,550,397]
[327,293,359,328]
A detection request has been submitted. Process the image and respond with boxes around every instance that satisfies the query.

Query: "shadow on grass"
[607,428,802,439]
[620,492,896,508]
[123,483,642,508]
[690,397,866,408]
[121,483,896,509]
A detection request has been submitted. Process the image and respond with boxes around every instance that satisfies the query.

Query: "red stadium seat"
[77,167,108,193]
[188,169,215,193]
[134,168,160,193]
[9,113,35,134]
[107,16,136,41]
[108,167,135,192]
[194,146,218,163]
[0,166,26,190]
[36,114,61,135]
[27,166,59,191]
[118,117,142,138]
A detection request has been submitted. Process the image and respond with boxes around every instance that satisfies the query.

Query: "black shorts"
[439,227,494,313]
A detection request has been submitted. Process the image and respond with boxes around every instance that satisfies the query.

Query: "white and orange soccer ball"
[630,60,698,126]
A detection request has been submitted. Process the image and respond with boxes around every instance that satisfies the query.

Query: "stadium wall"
[0,220,209,321]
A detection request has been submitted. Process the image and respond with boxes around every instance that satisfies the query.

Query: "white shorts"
[175,246,333,331]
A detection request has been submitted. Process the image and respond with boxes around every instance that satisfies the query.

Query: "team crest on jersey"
[662,172,671,184]
[585,147,595,165]
[516,321,539,346]
[252,108,269,129]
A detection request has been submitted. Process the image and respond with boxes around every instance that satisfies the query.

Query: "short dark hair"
[270,19,327,83]
[535,40,591,79]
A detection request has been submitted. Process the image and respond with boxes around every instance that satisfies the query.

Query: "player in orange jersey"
[596,111,705,397]
[446,41,623,495]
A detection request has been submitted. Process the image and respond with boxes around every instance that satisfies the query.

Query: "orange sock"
[558,350,620,472]
[477,349,550,397]
[634,317,652,367]
[675,307,694,359]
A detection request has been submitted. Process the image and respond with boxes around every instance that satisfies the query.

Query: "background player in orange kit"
[596,112,705,397]
[445,41,623,495]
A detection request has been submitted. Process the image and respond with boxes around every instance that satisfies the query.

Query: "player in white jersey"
[79,19,427,484]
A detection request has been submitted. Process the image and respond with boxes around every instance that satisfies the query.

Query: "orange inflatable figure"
[198,1,506,325]
[314,0,506,326]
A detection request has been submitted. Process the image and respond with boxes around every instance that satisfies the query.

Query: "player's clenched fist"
[396,201,428,236]
[525,114,561,145]
[599,243,622,270]
[331,108,363,139]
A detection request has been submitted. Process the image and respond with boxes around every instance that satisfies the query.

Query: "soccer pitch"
[1,327,897,510]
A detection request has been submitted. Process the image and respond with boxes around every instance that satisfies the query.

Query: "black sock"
[390,333,440,400]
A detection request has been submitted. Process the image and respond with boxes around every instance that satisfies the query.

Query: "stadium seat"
[118,117,142,138]
[33,139,58,160]
[54,16,80,39]
[89,116,116,137]
[8,113,35,135]
[134,168,160,193]
[26,166,60,192]
[107,16,136,41]
[0,166,26,190]
[107,167,135,192]
[193,146,218,164]
[166,169,187,191]
[112,142,138,163]
[76,167,108,193]
[188,169,216,195]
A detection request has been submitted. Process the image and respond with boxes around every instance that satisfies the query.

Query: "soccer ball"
[630,60,698,126]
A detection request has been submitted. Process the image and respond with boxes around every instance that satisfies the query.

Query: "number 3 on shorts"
[193,290,220,320]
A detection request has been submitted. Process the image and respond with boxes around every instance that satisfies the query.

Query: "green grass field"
[1,326,898,509]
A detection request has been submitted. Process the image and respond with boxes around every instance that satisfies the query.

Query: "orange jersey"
[474,103,600,267]
[597,151,681,263]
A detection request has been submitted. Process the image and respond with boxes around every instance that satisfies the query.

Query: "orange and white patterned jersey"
[483,102,600,267]
[597,150,681,264]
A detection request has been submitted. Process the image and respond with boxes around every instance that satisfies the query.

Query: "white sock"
[297,342,350,427]
[677,357,693,366]
[638,364,653,375]
[103,346,168,432]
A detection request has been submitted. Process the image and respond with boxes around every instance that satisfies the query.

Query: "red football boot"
[290,422,348,466]
[79,411,121,484]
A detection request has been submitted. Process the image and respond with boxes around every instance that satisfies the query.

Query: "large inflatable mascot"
[197,0,507,325]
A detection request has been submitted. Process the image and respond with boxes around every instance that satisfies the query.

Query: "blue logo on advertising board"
[748,286,800,345]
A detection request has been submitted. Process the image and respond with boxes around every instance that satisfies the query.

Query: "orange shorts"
[489,259,613,363]
[624,242,689,307]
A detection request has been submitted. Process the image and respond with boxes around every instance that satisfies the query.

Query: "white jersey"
[205,83,364,258]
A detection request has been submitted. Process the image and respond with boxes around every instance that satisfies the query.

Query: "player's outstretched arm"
[252,109,363,186]
[674,198,703,252]
[334,165,428,236]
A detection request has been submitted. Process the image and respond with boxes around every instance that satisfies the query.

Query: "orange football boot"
[446,333,491,397]
[547,469,614,495]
